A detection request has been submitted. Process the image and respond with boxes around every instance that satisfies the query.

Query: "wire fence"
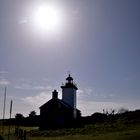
[0,126,38,140]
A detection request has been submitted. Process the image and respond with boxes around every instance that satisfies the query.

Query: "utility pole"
[2,87,6,135]
[8,100,13,140]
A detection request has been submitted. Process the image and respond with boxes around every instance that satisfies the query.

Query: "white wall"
[62,88,76,108]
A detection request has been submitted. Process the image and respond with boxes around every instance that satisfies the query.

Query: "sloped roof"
[39,98,80,112]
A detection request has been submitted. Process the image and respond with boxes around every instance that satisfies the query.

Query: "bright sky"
[0,0,140,118]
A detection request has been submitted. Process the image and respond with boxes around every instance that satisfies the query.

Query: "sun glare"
[33,5,62,32]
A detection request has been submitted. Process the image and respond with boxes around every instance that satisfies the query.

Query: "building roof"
[39,98,80,112]
[66,74,73,81]
[61,74,78,90]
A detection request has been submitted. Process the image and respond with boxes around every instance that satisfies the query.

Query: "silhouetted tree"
[15,113,25,125]
[15,113,24,120]
[29,110,36,118]
[110,109,117,115]
[27,110,39,126]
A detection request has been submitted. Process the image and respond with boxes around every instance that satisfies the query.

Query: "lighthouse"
[39,74,81,130]
[61,74,78,109]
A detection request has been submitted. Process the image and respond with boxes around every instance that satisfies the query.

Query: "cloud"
[18,17,28,24]
[14,77,53,91]
[78,100,124,116]
[0,78,10,86]
[22,87,118,116]
[21,87,140,116]
[22,88,61,107]
[77,88,120,115]
[22,92,51,107]
[0,71,8,74]
[15,84,53,90]
[77,87,137,116]
[14,78,53,91]
[78,99,140,116]
[78,88,140,116]
[77,88,136,116]
[22,91,129,116]
[77,87,115,102]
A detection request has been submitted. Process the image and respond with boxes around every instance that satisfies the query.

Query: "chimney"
[52,90,58,99]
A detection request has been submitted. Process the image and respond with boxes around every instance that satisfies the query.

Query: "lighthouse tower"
[61,74,78,109]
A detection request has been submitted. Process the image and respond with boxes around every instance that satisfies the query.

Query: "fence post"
[21,130,24,140]
[23,130,26,140]
[15,128,18,136]
[19,129,22,139]
[14,128,27,140]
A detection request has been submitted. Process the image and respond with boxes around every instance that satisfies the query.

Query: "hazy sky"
[0,0,140,118]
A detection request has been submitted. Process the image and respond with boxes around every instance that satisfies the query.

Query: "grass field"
[29,123,140,140]
[1,122,140,140]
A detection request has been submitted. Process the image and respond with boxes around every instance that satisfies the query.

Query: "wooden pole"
[2,87,6,135]
[8,100,13,140]
[9,100,12,119]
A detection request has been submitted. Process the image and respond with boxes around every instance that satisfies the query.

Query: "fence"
[15,128,26,140]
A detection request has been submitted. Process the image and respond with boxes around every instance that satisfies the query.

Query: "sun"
[32,5,62,32]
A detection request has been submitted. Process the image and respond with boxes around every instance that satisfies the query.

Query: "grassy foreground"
[1,122,140,140]
[29,132,140,140]
[29,123,140,140]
